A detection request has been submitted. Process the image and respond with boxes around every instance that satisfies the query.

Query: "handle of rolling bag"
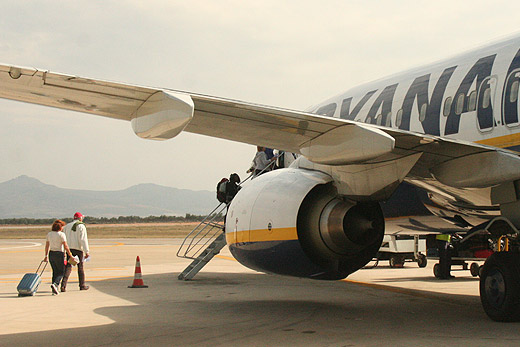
[35,260,48,276]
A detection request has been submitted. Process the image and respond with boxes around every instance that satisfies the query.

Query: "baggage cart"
[426,230,493,278]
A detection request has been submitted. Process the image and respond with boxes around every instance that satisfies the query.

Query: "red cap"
[73,212,84,220]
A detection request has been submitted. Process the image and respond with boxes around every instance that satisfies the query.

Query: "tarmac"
[1,238,519,346]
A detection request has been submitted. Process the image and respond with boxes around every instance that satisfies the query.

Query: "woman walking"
[43,220,73,295]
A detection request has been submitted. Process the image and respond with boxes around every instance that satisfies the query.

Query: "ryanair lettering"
[324,45,520,140]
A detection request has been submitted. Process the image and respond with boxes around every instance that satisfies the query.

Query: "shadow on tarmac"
[3,271,520,346]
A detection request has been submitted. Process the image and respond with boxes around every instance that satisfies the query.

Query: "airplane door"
[503,69,520,127]
[477,76,497,132]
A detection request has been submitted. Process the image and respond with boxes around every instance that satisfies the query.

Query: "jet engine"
[225,168,384,280]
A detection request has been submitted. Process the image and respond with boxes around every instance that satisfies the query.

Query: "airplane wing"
[1,63,519,189]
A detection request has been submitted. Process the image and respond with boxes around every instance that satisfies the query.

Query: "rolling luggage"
[17,261,47,296]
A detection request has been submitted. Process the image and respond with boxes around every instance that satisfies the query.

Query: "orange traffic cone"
[128,256,148,288]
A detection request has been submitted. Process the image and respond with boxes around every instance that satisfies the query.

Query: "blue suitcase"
[17,261,47,296]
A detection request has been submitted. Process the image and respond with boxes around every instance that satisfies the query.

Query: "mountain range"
[0,175,217,218]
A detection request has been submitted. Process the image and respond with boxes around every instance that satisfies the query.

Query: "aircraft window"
[455,93,464,115]
[376,114,382,125]
[315,103,337,117]
[511,80,519,103]
[503,70,520,126]
[395,109,403,127]
[385,112,392,127]
[477,76,495,132]
[468,90,477,111]
[443,97,452,117]
[482,88,491,109]
[419,103,427,122]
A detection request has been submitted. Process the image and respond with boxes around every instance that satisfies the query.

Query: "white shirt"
[46,231,66,252]
[63,220,90,253]
[253,151,270,171]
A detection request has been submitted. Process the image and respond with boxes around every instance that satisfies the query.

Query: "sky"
[1,1,520,191]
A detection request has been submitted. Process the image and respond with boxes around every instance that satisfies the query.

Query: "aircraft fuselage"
[312,35,520,150]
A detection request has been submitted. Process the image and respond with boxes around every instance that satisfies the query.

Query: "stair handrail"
[176,203,227,258]
[249,153,280,179]
[183,207,226,258]
[176,153,280,259]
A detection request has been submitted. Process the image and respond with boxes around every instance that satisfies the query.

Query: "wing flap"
[186,94,339,152]
[0,64,156,121]
[299,124,395,165]
[431,151,520,188]
[43,71,153,100]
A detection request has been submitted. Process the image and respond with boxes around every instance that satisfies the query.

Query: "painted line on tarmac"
[0,269,50,274]
[94,242,126,248]
[0,241,125,254]
[67,275,133,282]
[0,241,41,251]
[0,267,127,274]
[0,275,134,284]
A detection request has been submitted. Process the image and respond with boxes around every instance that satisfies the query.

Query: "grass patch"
[0,223,200,239]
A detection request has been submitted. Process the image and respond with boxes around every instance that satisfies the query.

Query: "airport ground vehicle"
[426,231,495,278]
[375,234,427,268]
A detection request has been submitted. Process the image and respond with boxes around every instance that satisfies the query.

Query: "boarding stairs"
[177,202,228,280]
[177,155,280,280]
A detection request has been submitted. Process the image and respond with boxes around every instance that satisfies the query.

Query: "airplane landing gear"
[479,252,520,322]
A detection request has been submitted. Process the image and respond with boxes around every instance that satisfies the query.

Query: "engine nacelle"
[226,168,384,280]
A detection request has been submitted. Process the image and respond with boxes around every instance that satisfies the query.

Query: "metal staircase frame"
[177,154,281,280]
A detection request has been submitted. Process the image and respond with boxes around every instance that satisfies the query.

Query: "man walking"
[61,212,90,291]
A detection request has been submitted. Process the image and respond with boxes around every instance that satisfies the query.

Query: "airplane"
[1,33,520,322]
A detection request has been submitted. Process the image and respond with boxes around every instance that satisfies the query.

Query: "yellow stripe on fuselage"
[226,227,298,245]
[476,133,520,149]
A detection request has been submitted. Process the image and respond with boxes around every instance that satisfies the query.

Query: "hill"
[0,175,217,218]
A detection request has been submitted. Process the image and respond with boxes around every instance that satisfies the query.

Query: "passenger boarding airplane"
[1,33,520,322]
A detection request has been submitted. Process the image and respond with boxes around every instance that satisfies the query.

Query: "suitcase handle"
[36,260,48,276]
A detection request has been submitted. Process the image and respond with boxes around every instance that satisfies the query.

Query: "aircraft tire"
[417,254,427,268]
[433,263,441,278]
[470,262,480,277]
[389,255,404,268]
[479,252,520,322]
